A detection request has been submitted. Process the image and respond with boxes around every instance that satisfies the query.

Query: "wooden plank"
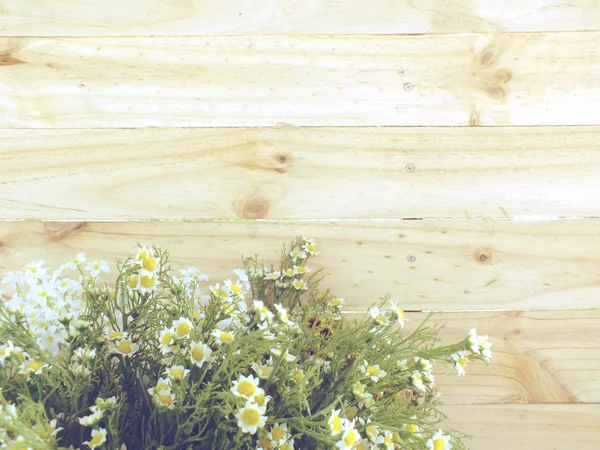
[443,404,600,450]
[2,127,600,220]
[1,220,600,311]
[398,311,600,404]
[2,1,600,36]
[1,33,600,127]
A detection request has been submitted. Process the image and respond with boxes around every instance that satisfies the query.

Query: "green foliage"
[0,238,491,449]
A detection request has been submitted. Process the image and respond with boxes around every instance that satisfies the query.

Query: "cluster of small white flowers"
[78,397,117,449]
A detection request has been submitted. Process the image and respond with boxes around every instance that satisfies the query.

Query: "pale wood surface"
[444,404,600,450]
[2,33,600,127]
[2,220,600,311]
[401,311,600,404]
[2,127,600,220]
[2,1,600,36]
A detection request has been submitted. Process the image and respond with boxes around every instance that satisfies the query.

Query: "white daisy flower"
[292,279,308,290]
[34,418,63,440]
[289,249,307,261]
[328,408,343,435]
[251,361,274,380]
[253,300,275,322]
[465,328,480,353]
[0,340,15,364]
[478,334,493,361]
[158,327,177,354]
[359,361,387,382]
[212,329,234,345]
[179,267,209,283]
[293,265,310,275]
[268,422,290,446]
[264,270,281,281]
[409,371,427,393]
[388,300,406,327]
[235,401,267,434]
[426,429,453,450]
[282,268,295,278]
[79,409,104,427]
[147,377,172,397]
[136,246,160,274]
[83,427,107,449]
[190,341,212,367]
[451,352,467,376]
[173,317,193,339]
[65,252,87,271]
[301,238,319,256]
[137,272,159,293]
[112,339,139,357]
[368,307,389,327]
[26,260,48,280]
[152,390,176,410]
[335,419,361,450]
[85,260,109,278]
[273,303,291,324]
[19,359,48,379]
[231,374,261,400]
[164,365,190,381]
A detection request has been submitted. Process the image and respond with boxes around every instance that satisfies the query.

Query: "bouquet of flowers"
[0,237,492,449]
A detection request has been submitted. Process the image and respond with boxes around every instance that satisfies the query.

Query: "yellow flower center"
[255,393,266,406]
[156,383,170,393]
[458,355,467,368]
[345,407,358,420]
[128,275,139,289]
[176,322,191,338]
[93,262,100,270]
[241,408,260,426]
[405,424,418,433]
[170,368,184,378]
[367,365,380,376]
[296,266,307,273]
[395,307,405,319]
[344,430,357,446]
[293,370,304,382]
[0,348,8,356]
[237,380,256,397]
[392,431,402,443]
[26,361,43,372]
[307,244,317,253]
[141,274,156,289]
[220,332,233,343]
[109,331,124,340]
[89,432,105,446]
[366,425,377,438]
[354,382,364,394]
[331,415,341,433]
[192,346,205,361]
[259,438,273,449]
[161,332,174,346]
[433,437,445,450]
[230,284,242,294]
[139,251,157,272]
[356,443,368,450]
[158,394,173,406]
[271,425,285,441]
[118,341,133,354]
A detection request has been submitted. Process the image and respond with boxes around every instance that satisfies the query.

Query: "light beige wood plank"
[2,127,600,220]
[1,220,600,311]
[397,310,600,404]
[1,33,600,127]
[1,1,600,36]
[443,404,600,450]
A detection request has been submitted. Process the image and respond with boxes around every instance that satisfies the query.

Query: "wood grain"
[1,220,600,311]
[1,1,599,36]
[444,404,600,450]
[1,33,600,127]
[1,127,599,220]
[399,310,600,404]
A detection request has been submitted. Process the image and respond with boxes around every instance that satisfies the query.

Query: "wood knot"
[474,249,492,265]
[0,53,25,66]
[480,48,496,67]
[493,69,512,84]
[276,154,287,163]
[484,83,505,101]
[241,197,269,219]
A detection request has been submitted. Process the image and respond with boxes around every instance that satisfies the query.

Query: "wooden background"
[1,1,599,448]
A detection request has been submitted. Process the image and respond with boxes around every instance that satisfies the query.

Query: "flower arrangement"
[0,237,492,450]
